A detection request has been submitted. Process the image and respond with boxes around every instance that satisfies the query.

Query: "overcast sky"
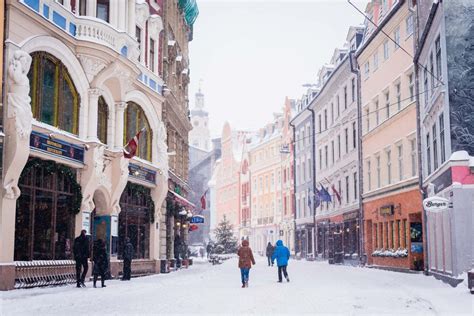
[188,0,368,137]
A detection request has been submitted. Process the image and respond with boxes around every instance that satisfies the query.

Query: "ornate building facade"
[189,87,211,152]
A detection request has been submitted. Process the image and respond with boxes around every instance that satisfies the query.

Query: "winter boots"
[241,281,249,288]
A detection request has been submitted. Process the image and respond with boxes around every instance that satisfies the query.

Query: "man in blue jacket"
[271,240,290,283]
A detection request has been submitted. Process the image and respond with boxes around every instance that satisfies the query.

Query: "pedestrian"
[122,237,134,281]
[174,235,182,268]
[73,229,90,288]
[199,247,205,258]
[92,239,108,288]
[271,240,290,283]
[206,242,213,259]
[266,242,274,266]
[237,239,256,288]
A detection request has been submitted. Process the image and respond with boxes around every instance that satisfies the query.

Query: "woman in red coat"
[237,239,256,288]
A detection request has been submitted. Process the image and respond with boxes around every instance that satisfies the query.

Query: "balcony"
[21,0,139,61]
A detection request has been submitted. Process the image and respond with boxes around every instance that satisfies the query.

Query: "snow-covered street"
[1,257,472,315]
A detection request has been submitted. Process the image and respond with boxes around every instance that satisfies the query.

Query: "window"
[430,52,435,92]
[387,150,392,185]
[364,62,370,77]
[306,126,311,146]
[433,124,438,170]
[383,40,389,60]
[435,36,442,80]
[302,162,306,183]
[96,0,110,22]
[398,145,403,181]
[331,103,334,125]
[324,109,328,130]
[351,79,356,102]
[385,91,390,119]
[337,96,340,117]
[331,140,335,164]
[307,158,311,182]
[338,180,342,203]
[337,135,341,160]
[394,27,400,50]
[345,176,349,203]
[150,38,156,72]
[375,100,380,125]
[78,0,87,15]
[373,52,379,70]
[97,96,108,144]
[324,145,328,168]
[374,223,378,249]
[423,67,429,106]
[406,15,414,36]
[318,115,322,133]
[376,156,381,188]
[366,107,370,132]
[353,172,357,201]
[352,122,357,149]
[439,113,446,164]
[125,102,152,161]
[408,73,414,102]
[344,128,349,154]
[319,149,322,170]
[396,83,401,110]
[411,139,417,177]
[426,133,431,175]
[367,160,372,191]
[344,86,348,109]
[28,52,80,134]
[136,26,142,62]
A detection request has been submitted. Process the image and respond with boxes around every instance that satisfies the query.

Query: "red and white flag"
[123,127,146,159]
[200,190,208,210]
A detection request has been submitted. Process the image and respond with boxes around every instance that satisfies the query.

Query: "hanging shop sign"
[423,196,449,213]
[379,204,394,216]
[30,131,84,163]
[129,163,157,184]
[190,215,205,224]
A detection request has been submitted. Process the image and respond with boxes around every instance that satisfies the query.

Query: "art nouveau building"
[357,0,423,271]
[0,0,178,290]
[310,25,364,264]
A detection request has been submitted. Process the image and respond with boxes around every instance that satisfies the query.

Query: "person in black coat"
[122,237,134,281]
[174,235,182,268]
[92,239,108,288]
[266,242,275,266]
[73,229,90,288]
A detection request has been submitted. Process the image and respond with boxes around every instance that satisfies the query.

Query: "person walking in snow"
[237,239,256,288]
[92,239,108,288]
[272,240,290,283]
[122,237,134,281]
[73,229,90,288]
[266,242,274,266]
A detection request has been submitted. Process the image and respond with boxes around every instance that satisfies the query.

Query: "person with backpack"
[237,239,256,288]
[265,242,274,266]
[271,240,290,283]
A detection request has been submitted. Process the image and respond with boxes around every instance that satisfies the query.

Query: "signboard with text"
[379,204,394,216]
[30,131,84,163]
[190,215,205,224]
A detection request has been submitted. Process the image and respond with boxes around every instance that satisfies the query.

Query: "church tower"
[189,86,211,151]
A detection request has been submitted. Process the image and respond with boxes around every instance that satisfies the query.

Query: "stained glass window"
[124,102,152,161]
[97,97,108,144]
[29,52,80,134]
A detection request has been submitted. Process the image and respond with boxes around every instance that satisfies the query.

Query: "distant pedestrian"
[272,240,290,283]
[92,239,108,288]
[73,229,90,288]
[174,235,182,268]
[199,247,205,258]
[122,237,134,281]
[237,240,256,288]
[206,242,213,259]
[266,242,274,266]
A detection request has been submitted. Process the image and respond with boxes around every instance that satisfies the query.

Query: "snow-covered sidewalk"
[0,256,472,315]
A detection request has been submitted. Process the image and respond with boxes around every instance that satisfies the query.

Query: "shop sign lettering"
[379,204,394,216]
[423,196,449,212]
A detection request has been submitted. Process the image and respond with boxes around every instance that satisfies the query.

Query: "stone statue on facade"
[3,50,33,199]
[157,120,169,174]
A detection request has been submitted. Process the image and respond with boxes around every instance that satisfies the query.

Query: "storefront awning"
[178,0,199,26]
[168,190,195,209]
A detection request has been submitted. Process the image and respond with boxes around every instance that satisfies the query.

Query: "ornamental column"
[87,88,101,141]
[115,102,127,149]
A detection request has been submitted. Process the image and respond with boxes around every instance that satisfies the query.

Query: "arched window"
[124,102,152,161]
[97,96,108,144]
[28,52,80,134]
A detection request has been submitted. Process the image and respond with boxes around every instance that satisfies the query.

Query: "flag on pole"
[314,186,321,208]
[200,190,208,210]
[123,127,146,159]
[319,184,332,202]
[331,184,342,204]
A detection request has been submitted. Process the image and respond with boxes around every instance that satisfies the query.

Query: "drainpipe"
[350,51,365,264]
[308,107,318,258]
[289,121,297,256]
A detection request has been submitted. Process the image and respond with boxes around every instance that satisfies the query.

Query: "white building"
[189,88,211,152]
